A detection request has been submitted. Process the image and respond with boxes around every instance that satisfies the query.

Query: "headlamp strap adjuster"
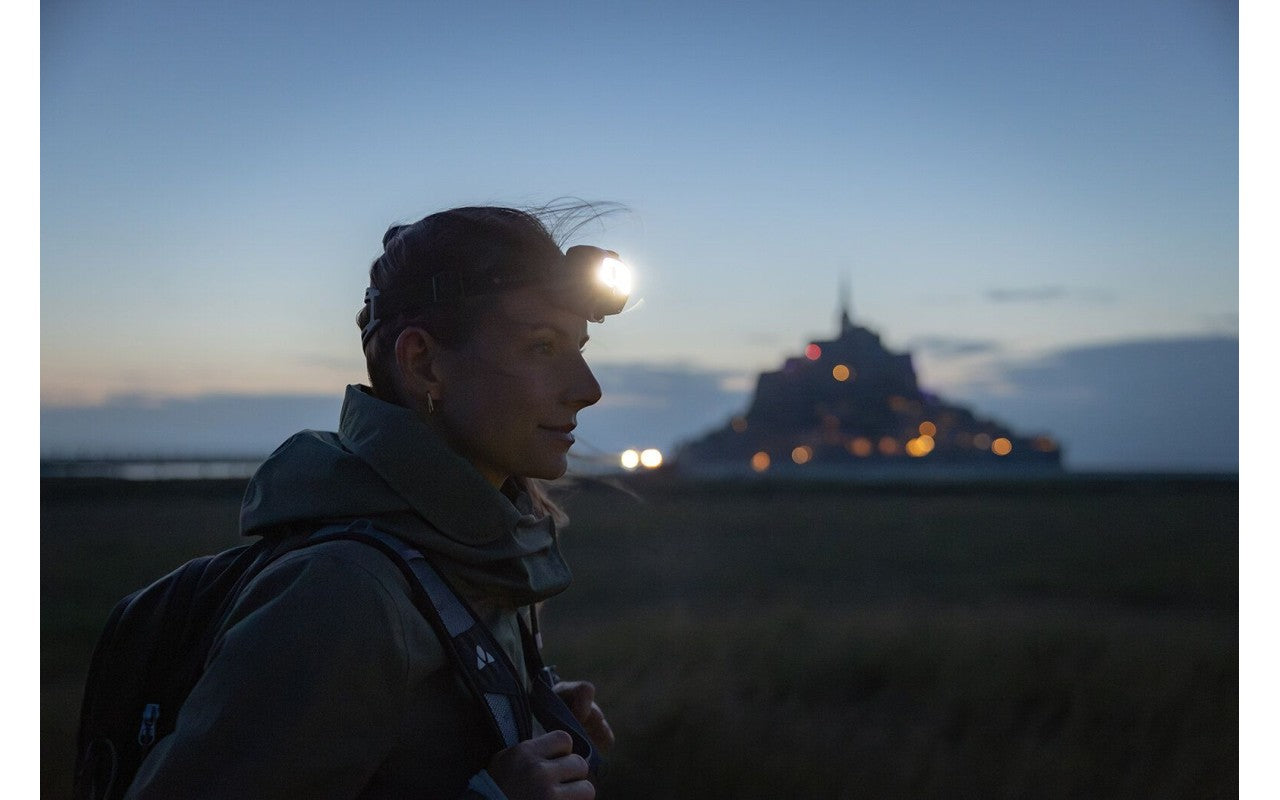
[361,286,381,345]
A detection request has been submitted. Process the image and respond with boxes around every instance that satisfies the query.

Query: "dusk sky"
[39,0,1241,471]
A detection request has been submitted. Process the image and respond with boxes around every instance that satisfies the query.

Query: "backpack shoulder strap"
[516,616,605,777]
[309,520,601,776]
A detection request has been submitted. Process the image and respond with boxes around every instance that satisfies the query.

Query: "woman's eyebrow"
[514,321,588,344]
[517,323,566,337]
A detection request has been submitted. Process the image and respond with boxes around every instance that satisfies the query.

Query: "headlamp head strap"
[360,246,630,346]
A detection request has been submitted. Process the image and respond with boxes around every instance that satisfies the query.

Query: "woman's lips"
[540,425,576,445]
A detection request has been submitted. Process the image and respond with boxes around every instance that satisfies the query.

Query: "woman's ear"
[393,326,443,412]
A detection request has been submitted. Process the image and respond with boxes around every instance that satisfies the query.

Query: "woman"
[125,205,623,799]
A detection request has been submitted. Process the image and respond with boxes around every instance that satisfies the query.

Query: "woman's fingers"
[554,681,616,751]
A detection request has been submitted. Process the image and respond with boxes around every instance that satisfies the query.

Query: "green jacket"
[124,385,574,799]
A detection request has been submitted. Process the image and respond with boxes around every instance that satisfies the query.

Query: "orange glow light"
[906,435,936,457]
[791,445,813,464]
[805,343,822,360]
[918,421,937,437]
[832,364,850,381]
[991,437,1012,456]
[751,451,770,472]
[731,416,748,433]
[878,436,899,456]
[850,437,873,457]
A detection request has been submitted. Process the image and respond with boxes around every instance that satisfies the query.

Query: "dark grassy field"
[42,474,1238,799]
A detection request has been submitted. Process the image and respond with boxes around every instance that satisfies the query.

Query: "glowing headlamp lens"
[596,256,632,296]
[563,244,632,321]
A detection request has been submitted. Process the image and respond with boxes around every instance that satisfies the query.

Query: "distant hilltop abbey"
[675,288,1062,476]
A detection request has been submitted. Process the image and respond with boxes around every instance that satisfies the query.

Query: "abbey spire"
[838,273,854,334]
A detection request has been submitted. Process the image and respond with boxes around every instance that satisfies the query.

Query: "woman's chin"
[526,455,569,481]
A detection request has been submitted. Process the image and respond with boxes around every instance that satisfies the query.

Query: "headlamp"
[362,245,632,344]
[563,245,631,322]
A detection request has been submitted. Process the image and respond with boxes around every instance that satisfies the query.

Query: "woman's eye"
[532,340,555,354]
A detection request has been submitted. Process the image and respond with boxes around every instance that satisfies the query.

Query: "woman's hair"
[357,201,621,523]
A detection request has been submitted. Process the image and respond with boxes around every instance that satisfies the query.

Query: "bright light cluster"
[905,435,935,457]
[620,447,663,470]
[741,417,1027,471]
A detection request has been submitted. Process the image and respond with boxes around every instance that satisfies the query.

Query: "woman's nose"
[567,355,603,410]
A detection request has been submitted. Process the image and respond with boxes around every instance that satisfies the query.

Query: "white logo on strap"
[476,644,496,670]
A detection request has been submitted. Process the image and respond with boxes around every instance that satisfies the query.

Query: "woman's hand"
[486,731,595,800]
[553,680,615,752]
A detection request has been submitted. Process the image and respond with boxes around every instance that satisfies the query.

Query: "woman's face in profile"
[432,283,603,487]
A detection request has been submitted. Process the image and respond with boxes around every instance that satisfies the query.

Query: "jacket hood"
[239,384,573,605]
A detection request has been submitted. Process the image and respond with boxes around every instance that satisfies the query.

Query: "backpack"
[73,519,600,800]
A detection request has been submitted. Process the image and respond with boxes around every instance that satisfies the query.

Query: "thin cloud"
[908,336,1002,358]
[985,286,1068,303]
[984,286,1115,305]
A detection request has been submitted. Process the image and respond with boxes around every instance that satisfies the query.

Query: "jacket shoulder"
[226,537,449,675]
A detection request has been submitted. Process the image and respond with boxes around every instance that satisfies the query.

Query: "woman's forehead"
[490,284,590,336]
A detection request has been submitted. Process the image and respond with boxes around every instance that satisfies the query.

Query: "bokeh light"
[805,343,822,360]
[731,416,748,433]
[750,451,770,472]
[850,437,873,457]
[888,396,912,413]
[640,448,663,468]
[791,445,813,464]
[832,364,850,381]
[918,421,937,437]
[878,436,899,456]
[906,435,935,457]
[991,438,1012,456]
[620,449,640,470]
[973,433,992,449]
